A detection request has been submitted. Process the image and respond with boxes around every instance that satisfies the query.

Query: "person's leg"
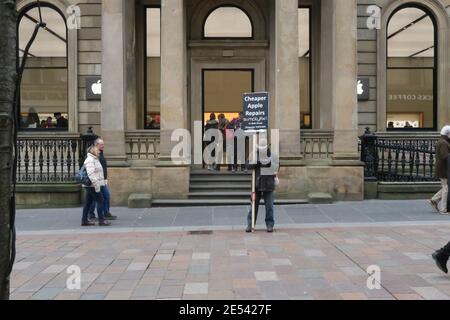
[433,241,450,274]
[247,192,261,229]
[103,185,111,214]
[431,186,442,212]
[438,179,448,213]
[95,187,106,222]
[82,188,95,225]
[88,196,96,220]
[263,191,275,231]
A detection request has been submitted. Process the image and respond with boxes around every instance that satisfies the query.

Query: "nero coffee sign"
[242,92,269,132]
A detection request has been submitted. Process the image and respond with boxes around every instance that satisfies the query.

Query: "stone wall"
[277,165,364,201]
[107,167,190,206]
[77,0,102,134]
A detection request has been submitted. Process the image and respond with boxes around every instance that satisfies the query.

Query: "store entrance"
[202,69,254,169]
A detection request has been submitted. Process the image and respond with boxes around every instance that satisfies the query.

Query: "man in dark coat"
[246,138,279,233]
[54,112,68,128]
[205,113,219,171]
[430,126,450,214]
[88,138,117,221]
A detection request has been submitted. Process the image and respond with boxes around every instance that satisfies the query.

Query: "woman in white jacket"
[81,145,111,226]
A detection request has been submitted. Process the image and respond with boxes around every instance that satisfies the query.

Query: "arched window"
[204,6,253,39]
[386,5,437,130]
[18,3,69,131]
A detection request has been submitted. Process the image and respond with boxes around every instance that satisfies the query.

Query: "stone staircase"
[151,169,309,207]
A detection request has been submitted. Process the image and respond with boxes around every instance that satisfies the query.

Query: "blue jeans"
[247,191,275,228]
[89,185,110,218]
[83,187,106,224]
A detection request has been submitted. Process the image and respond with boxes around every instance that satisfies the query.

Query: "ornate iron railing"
[16,134,82,184]
[360,129,439,182]
[16,128,98,184]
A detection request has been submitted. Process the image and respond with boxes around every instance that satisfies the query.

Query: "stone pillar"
[101,0,127,165]
[274,0,302,161]
[319,0,335,129]
[159,0,188,164]
[332,0,360,161]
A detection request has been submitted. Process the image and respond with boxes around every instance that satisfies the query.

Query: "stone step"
[152,198,309,207]
[191,170,251,176]
[128,193,152,208]
[190,185,251,192]
[190,176,252,183]
[308,192,334,204]
[189,192,250,199]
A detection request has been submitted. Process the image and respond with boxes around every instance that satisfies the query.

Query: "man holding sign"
[242,92,279,233]
[245,137,279,233]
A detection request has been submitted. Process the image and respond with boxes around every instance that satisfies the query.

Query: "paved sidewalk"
[11,224,450,300]
[16,200,450,233]
[10,200,450,300]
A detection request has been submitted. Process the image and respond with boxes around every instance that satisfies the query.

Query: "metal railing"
[360,128,439,182]
[16,129,98,184]
[17,134,82,184]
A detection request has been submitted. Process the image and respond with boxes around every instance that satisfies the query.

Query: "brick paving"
[10,223,450,300]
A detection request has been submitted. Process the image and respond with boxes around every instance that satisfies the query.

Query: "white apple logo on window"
[91,80,102,95]
[357,80,364,95]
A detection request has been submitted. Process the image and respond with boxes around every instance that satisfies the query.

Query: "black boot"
[432,248,450,274]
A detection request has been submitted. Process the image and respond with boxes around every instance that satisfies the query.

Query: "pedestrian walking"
[81,145,111,227]
[430,126,450,214]
[246,138,279,233]
[88,138,117,221]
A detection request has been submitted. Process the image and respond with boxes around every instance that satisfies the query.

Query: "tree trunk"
[0,0,17,300]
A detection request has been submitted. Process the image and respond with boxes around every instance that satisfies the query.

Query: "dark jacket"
[249,148,278,192]
[205,120,218,131]
[435,136,450,179]
[99,151,108,180]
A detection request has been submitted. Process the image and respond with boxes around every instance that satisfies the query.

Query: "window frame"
[202,5,254,40]
[144,5,162,131]
[17,2,69,133]
[298,5,312,130]
[385,3,438,132]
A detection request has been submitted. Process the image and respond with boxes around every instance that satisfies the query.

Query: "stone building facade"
[15,0,450,207]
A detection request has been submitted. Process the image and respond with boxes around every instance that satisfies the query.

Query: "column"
[101,0,127,164]
[159,0,188,164]
[319,0,335,129]
[332,0,360,161]
[274,0,302,161]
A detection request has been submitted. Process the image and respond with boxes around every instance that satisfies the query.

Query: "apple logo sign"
[357,80,364,95]
[86,77,102,100]
[91,80,102,95]
[357,77,369,101]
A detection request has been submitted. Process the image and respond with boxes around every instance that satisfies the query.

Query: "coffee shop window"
[299,7,311,129]
[145,7,161,130]
[386,5,437,130]
[18,4,69,131]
